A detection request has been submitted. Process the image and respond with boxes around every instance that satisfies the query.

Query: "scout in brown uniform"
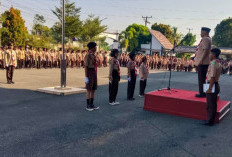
[139,56,149,97]
[109,49,121,105]
[205,48,222,126]
[0,47,4,69]
[127,53,137,100]
[85,42,99,111]
[4,43,17,84]
[195,27,212,97]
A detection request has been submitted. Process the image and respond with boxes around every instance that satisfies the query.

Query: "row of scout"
[0,46,109,69]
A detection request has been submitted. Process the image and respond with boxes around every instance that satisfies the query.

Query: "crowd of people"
[1,45,231,75]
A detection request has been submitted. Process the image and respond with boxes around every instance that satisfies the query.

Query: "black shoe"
[11,81,15,84]
[92,105,100,110]
[195,93,206,98]
[86,105,94,111]
[7,81,11,84]
[128,98,135,101]
[204,122,214,126]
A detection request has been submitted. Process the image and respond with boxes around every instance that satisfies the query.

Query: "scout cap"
[201,27,211,33]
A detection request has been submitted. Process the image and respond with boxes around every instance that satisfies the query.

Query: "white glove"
[85,77,89,84]
[128,77,131,82]
[109,81,112,84]
[5,64,8,67]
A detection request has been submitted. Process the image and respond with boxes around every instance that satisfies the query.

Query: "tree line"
[0,0,107,49]
[0,0,231,51]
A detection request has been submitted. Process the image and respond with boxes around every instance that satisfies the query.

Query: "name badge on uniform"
[203,83,215,93]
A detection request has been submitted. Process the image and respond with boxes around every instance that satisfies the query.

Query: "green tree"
[120,24,151,52]
[213,18,232,47]
[151,23,173,43]
[172,27,182,44]
[78,15,107,46]
[51,0,82,43]
[1,7,28,46]
[28,14,54,48]
[32,14,46,36]
[180,33,196,46]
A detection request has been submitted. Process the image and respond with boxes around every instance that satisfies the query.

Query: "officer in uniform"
[139,56,149,97]
[205,48,222,126]
[195,27,212,97]
[85,42,100,111]
[4,43,17,84]
[109,49,120,106]
[127,52,137,101]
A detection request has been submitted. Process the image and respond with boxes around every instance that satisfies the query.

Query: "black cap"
[87,42,97,49]
[201,27,211,33]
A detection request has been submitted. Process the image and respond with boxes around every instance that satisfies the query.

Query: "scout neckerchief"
[12,50,16,67]
[195,36,210,59]
[133,61,138,76]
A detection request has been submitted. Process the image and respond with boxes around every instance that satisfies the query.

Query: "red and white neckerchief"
[134,61,138,76]
[12,51,16,67]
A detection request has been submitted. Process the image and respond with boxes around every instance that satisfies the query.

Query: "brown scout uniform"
[85,52,97,91]
[109,58,120,103]
[206,59,222,123]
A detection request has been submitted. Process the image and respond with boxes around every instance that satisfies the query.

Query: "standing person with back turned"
[4,43,17,84]
[195,27,212,98]
[127,53,137,101]
[109,49,121,106]
[139,56,149,97]
[205,48,222,126]
[85,42,100,111]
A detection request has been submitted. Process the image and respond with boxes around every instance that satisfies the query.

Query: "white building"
[141,29,173,56]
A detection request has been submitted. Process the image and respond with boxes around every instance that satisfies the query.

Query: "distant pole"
[187,28,193,33]
[142,16,152,27]
[61,0,66,88]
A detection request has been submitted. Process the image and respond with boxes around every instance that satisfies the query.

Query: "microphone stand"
[158,40,180,93]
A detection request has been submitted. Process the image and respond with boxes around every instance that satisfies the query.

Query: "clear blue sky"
[2,0,232,44]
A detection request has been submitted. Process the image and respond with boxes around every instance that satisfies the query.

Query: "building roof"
[149,29,173,50]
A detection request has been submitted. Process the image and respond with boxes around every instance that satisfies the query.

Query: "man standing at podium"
[195,27,212,98]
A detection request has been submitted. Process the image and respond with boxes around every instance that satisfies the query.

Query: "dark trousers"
[6,66,15,82]
[206,83,220,123]
[197,65,209,94]
[109,80,119,103]
[139,79,147,96]
[37,57,41,69]
[127,76,136,99]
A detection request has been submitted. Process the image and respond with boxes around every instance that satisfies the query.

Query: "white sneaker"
[92,105,100,110]
[86,106,94,111]
[109,102,116,106]
[139,95,144,97]
[114,101,120,105]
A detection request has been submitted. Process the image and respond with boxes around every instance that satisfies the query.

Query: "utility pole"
[142,16,152,27]
[60,0,66,88]
[187,28,193,33]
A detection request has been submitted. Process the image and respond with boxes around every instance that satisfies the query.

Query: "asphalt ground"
[0,67,232,157]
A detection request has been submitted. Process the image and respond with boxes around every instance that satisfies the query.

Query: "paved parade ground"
[0,68,232,157]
